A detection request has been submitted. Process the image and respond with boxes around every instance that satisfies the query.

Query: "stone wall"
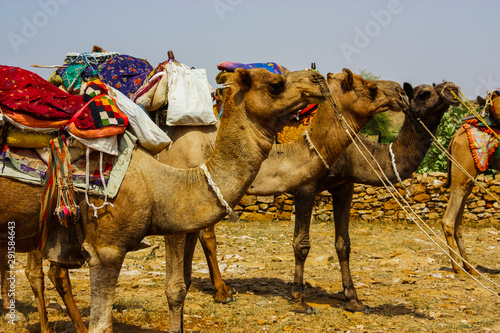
[233,172,500,224]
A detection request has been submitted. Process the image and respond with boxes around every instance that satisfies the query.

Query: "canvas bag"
[107,85,172,155]
[165,62,216,126]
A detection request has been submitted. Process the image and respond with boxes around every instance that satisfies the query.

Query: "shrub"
[417,104,470,173]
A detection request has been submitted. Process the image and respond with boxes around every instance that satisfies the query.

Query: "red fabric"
[0,66,128,138]
[0,66,84,120]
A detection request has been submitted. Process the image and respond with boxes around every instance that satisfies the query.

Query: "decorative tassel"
[37,134,80,250]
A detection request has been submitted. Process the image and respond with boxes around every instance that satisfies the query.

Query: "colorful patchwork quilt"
[462,118,500,171]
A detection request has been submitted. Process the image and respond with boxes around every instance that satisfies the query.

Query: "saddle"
[462,118,500,172]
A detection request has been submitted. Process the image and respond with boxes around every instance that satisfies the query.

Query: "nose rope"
[302,130,330,169]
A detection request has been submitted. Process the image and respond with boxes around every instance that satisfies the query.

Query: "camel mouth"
[390,97,409,113]
[442,88,461,106]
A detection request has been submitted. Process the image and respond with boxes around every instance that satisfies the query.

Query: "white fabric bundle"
[107,85,172,155]
[165,62,217,126]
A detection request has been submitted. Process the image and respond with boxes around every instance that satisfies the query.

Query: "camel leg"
[25,250,54,333]
[47,262,88,332]
[183,231,199,292]
[331,183,367,313]
[290,183,317,314]
[441,180,476,274]
[164,233,188,333]
[198,226,235,303]
[85,244,124,333]
[454,210,477,273]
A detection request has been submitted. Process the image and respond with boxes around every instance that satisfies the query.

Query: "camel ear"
[403,82,414,101]
[477,95,486,107]
[216,71,235,85]
[341,68,354,91]
[234,68,252,91]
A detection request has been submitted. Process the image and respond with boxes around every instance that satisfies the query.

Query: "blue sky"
[1,0,499,99]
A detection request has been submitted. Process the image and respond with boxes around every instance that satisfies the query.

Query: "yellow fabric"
[5,129,57,148]
[277,122,307,144]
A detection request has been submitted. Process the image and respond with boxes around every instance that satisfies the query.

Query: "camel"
[196,81,460,313]
[441,89,500,274]
[289,81,460,313]
[160,68,408,305]
[0,68,329,333]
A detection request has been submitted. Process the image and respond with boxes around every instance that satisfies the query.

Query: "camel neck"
[246,101,371,195]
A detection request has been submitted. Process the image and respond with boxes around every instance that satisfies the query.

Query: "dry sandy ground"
[2,218,499,332]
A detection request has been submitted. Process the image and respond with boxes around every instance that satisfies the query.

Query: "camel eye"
[268,80,285,95]
[369,87,378,100]
[418,90,431,101]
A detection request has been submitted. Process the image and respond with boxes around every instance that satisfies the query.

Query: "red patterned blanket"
[0,66,128,138]
[462,118,500,171]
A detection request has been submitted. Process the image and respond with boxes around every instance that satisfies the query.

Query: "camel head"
[403,81,460,126]
[489,89,500,116]
[226,68,330,133]
[326,68,408,119]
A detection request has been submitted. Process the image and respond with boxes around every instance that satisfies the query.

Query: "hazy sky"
[1,0,499,99]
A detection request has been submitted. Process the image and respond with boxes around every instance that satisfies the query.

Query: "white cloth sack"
[107,85,172,155]
[165,62,217,126]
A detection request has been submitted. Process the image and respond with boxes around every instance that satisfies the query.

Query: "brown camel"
[0,68,329,333]
[290,81,460,313]
[198,81,460,313]
[159,69,408,305]
[441,89,500,274]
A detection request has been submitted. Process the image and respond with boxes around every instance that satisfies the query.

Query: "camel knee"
[441,220,455,238]
[335,237,350,259]
[293,240,310,260]
[165,281,187,309]
[25,265,44,283]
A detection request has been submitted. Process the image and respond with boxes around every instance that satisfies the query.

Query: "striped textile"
[37,135,79,250]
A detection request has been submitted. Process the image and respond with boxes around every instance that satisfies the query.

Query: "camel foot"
[345,300,370,314]
[455,267,479,276]
[214,294,236,304]
[214,286,237,304]
[291,301,317,315]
